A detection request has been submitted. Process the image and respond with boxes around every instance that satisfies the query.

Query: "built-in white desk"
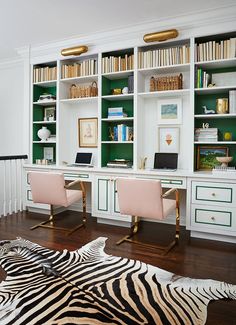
[24,164,236,244]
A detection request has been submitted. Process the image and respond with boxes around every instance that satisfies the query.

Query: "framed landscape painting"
[157,98,182,124]
[197,146,229,170]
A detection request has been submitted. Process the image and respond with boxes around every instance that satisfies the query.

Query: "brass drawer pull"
[211,216,215,221]
[211,193,216,196]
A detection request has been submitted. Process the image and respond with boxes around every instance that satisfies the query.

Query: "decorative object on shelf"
[139,157,147,170]
[44,107,56,121]
[112,88,122,95]
[157,98,182,125]
[122,87,129,95]
[150,74,183,91]
[37,126,51,142]
[196,146,229,170]
[202,105,215,114]
[207,83,216,88]
[61,45,88,56]
[223,132,233,141]
[216,98,229,114]
[108,127,115,141]
[78,117,98,148]
[35,159,49,165]
[43,147,54,162]
[202,123,209,128]
[158,127,180,153]
[216,156,233,167]
[143,29,179,43]
[106,159,132,168]
[69,81,98,99]
[37,93,56,102]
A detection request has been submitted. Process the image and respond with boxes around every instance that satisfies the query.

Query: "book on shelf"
[138,44,190,69]
[102,54,134,73]
[33,66,57,83]
[196,68,211,88]
[107,159,132,168]
[195,37,236,62]
[229,90,236,114]
[112,125,133,141]
[194,128,218,142]
[107,107,128,119]
[61,59,98,78]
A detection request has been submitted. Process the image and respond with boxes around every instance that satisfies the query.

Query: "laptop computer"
[153,153,178,171]
[67,152,93,167]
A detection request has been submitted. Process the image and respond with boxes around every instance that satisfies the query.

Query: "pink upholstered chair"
[116,178,180,255]
[29,172,86,235]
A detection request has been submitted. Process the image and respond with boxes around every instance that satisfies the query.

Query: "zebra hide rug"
[0,237,235,325]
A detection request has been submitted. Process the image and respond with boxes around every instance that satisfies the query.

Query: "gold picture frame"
[78,118,98,148]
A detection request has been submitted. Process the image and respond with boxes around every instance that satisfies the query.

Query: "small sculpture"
[202,105,215,114]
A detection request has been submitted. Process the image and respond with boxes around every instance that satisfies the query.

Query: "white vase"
[37,126,51,141]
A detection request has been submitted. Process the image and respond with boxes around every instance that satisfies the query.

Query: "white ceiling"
[0,0,236,60]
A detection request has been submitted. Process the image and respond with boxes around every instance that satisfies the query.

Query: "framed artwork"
[44,107,56,121]
[159,127,180,153]
[197,146,229,170]
[157,98,182,124]
[43,147,54,161]
[78,117,98,147]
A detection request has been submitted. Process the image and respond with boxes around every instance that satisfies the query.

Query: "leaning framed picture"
[157,98,182,124]
[197,146,229,170]
[158,127,180,153]
[78,117,98,148]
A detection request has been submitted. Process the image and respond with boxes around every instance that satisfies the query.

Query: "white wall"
[0,60,25,215]
[0,61,25,155]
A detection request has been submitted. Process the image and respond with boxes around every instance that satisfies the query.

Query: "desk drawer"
[191,205,235,233]
[64,173,90,181]
[192,181,235,206]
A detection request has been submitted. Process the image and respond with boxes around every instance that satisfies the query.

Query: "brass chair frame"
[30,179,86,235]
[116,188,180,255]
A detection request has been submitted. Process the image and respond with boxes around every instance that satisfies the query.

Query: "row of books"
[112,124,133,142]
[102,54,134,73]
[195,68,211,88]
[107,107,128,119]
[33,66,57,83]
[107,159,132,168]
[194,128,218,142]
[61,59,98,79]
[138,45,190,69]
[229,90,236,114]
[195,38,236,62]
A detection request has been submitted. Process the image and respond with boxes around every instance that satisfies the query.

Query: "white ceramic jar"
[37,126,51,141]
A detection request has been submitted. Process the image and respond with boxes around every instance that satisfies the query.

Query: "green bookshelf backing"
[102,48,134,58]
[101,143,133,167]
[102,99,133,118]
[33,143,56,163]
[102,77,131,96]
[195,92,228,115]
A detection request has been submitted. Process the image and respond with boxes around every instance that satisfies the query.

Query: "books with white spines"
[107,113,128,119]
[108,107,123,113]
[229,90,236,114]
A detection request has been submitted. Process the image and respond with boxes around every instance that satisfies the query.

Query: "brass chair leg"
[116,189,180,255]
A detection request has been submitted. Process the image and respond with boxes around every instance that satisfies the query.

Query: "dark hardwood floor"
[0,210,235,325]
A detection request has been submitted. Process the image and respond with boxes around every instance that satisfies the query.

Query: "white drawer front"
[192,181,235,206]
[191,205,236,234]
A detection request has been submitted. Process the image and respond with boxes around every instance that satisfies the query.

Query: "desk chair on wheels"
[29,172,86,235]
[116,178,180,255]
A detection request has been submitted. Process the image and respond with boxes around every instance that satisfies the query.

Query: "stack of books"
[229,90,236,113]
[107,159,132,168]
[108,107,127,119]
[194,128,218,142]
[113,124,133,141]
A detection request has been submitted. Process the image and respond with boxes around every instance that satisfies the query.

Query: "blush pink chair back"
[29,172,82,207]
[117,178,176,220]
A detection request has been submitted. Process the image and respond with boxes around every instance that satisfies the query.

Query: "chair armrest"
[65,179,86,193]
[161,188,178,198]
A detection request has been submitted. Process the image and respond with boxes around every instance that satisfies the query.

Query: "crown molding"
[16,4,236,61]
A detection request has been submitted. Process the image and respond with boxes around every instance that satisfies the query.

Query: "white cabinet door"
[96,177,110,214]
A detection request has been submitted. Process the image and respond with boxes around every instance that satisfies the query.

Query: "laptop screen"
[154,153,178,169]
[75,152,92,164]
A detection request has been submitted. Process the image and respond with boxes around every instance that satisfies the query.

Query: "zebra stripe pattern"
[0,237,235,324]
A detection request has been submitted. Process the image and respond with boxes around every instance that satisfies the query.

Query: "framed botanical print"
[78,118,98,147]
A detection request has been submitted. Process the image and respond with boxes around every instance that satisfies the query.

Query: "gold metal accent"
[31,181,87,235]
[216,98,229,114]
[211,216,215,221]
[211,193,216,196]
[143,29,178,43]
[116,188,180,255]
[61,45,88,56]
